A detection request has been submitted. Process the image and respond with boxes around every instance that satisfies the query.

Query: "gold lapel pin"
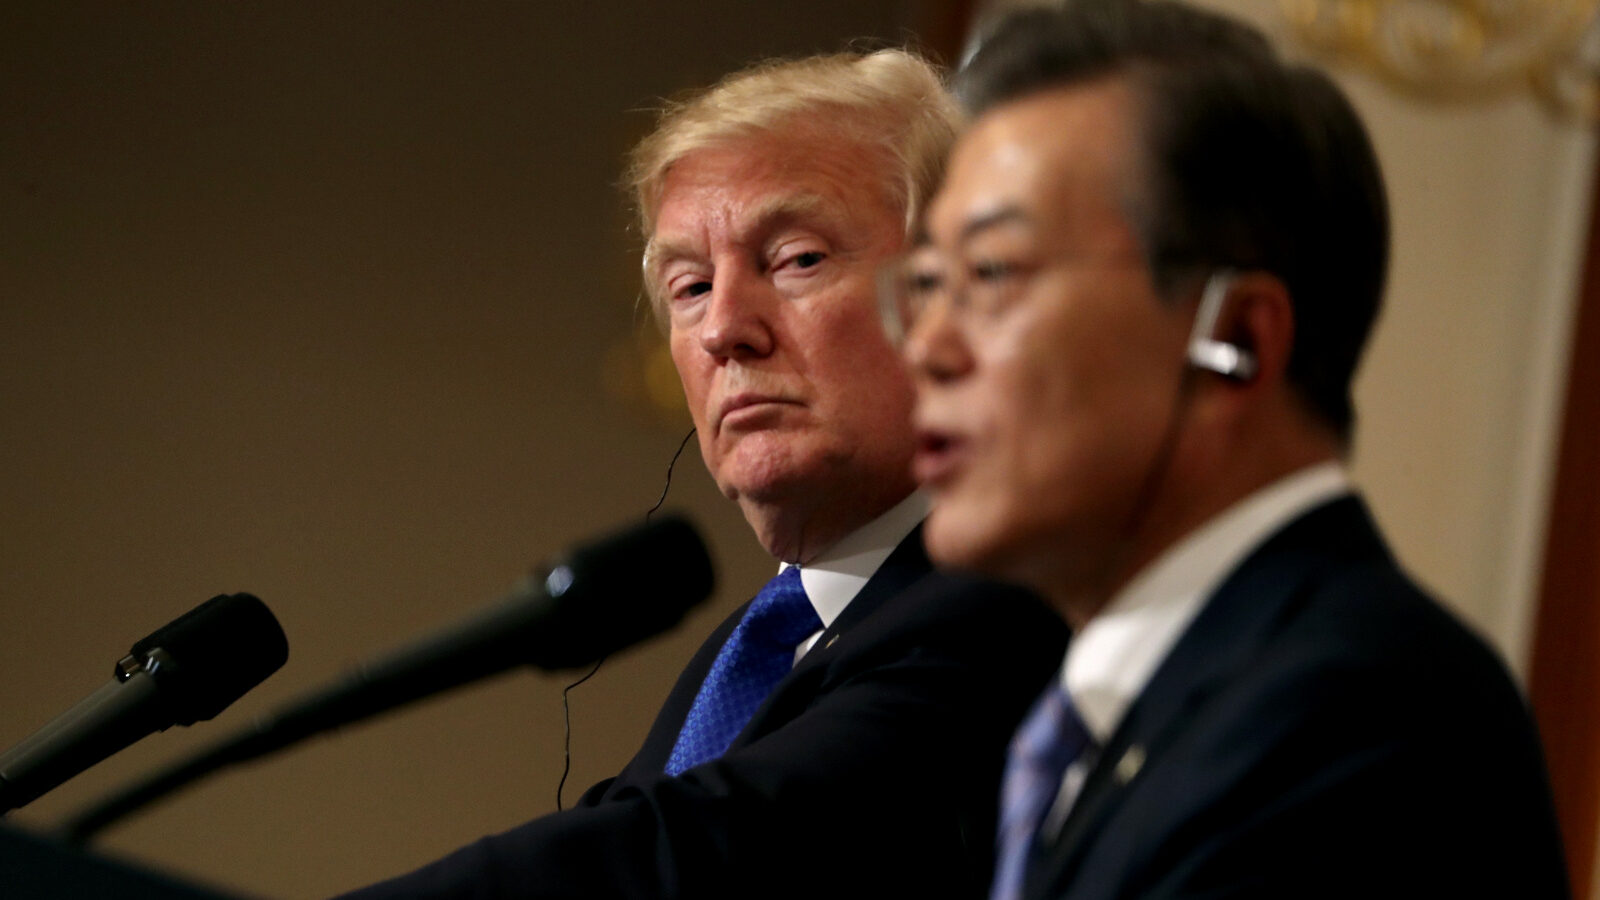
[1114,745,1146,784]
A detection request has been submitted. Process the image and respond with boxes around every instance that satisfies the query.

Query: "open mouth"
[913,429,965,486]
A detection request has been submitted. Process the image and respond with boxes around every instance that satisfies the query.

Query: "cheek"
[814,304,916,430]
[668,336,710,410]
[922,368,1035,569]
[668,338,721,466]
[987,331,1082,473]
[962,326,1121,530]
[1003,327,1182,528]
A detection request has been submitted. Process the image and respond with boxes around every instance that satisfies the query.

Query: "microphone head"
[129,593,289,726]
[528,514,715,669]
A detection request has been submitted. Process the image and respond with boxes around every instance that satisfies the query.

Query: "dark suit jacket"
[1024,497,1568,899]
[342,529,1068,899]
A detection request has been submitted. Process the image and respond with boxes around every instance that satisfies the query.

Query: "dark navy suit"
[342,529,1068,899]
[1023,497,1567,899]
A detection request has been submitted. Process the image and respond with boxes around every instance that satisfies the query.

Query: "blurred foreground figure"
[895,2,1568,897]
[342,49,1065,900]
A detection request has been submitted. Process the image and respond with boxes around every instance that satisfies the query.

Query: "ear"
[1201,270,1294,389]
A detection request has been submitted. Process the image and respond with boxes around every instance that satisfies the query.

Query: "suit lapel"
[599,597,748,787]
[711,525,934,754]
[610,525,932,785]
[1029,497,1388,897]
[790,524,932,673]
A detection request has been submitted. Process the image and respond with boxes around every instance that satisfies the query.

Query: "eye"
[965,257,1028,315]
[665,274,712,305]
[900,265,945,307]
[970,258,1017,282]
[772,242,828,275]
[769,237,832,293]
[907,269,943,295]
[662,275,713,317]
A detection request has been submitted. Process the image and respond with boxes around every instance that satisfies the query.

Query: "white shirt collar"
[1063,461,1352,742]
[779,491,929,630]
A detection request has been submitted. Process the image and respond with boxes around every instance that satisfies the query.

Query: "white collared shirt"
[778,491,929,662]
[1044,461,1353,833]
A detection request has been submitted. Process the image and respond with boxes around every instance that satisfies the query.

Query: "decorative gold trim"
[1282,0,1600,120]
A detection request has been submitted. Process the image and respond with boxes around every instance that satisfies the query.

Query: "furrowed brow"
[957,206,1030,246]
[745,194,826,234]
[642,193,831,288]
[642,238,697,291]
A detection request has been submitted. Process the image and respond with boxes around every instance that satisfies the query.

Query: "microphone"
[60,513,714,842]
[263,513,715,730]
[0,593,288,814]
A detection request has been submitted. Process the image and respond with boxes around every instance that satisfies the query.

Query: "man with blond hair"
[341,48,1065,900]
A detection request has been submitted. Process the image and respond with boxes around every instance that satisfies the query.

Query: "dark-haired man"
[894,2,1568,897]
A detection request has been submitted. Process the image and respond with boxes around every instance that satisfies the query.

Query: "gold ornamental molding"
[1281,0,1600,120]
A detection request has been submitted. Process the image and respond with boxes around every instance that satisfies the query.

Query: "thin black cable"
[555,656,605,811]
[1091,357,1203,605]
[555,426,697,810]
[1121,367,1200,536]
[645,427,697,521]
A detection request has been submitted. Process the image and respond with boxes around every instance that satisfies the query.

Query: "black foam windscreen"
[129,593,289,725]
[523,513,714,669]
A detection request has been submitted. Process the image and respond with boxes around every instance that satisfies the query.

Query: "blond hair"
[628,48,959,253]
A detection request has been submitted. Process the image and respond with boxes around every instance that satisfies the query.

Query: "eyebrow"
[641,239,692,287]
[643,193,830,287]
[957,206,1031,244]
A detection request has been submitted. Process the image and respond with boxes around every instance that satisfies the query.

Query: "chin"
[926,497,1061,597]
[712,437,811,498]
[923,503,1007,575]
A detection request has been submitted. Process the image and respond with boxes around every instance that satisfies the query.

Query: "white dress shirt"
[1043,461,1353,834]
[779,491,929,662]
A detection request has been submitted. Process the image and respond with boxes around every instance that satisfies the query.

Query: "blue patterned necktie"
[666,566,820,775]
[991,683,1093,900]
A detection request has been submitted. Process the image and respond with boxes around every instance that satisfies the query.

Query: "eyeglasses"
[876,247,1036,347]
[882,249,1258,379]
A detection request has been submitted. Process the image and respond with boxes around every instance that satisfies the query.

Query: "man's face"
[651,130,917,554]
[906,81,1197,600]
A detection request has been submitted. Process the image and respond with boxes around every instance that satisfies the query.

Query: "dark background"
[0,3,949,895]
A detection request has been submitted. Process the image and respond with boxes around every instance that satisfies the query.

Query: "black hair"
[958,0,1389,441]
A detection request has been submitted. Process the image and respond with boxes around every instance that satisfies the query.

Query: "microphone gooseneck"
[60,513,715,843]
[0,593,287,814]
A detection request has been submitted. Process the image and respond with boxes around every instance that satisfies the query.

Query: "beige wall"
[1207,7,1600,894]
[1352,90,1594,675]
[1195,0,1598,680]
[2,1,1592,896]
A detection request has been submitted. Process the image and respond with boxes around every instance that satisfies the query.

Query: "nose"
[697,267,776,360]
[903,300,972,384]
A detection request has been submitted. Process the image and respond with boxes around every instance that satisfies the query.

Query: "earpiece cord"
[556,426,698,810]
[645,428,698,521]
[555,657,606,811]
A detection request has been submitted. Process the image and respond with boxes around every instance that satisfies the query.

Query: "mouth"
[716,393,800,431]
[912,427,967,488]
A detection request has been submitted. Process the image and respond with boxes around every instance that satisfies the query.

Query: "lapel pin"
[824,634,840,650]
[1114,745,1146,784]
